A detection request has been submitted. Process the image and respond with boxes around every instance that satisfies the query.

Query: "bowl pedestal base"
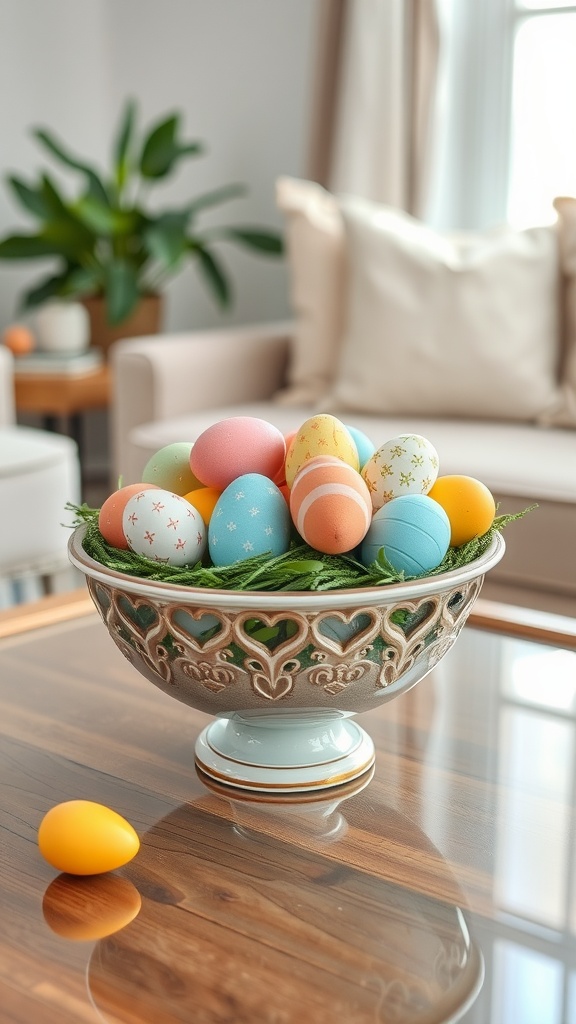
[195,710,375,793]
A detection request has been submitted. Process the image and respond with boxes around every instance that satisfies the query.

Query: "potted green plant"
[0,100,283,354]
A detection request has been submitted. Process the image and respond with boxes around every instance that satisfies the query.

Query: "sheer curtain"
[308,0,440,218]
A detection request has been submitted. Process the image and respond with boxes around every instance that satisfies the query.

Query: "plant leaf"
[39,175,99,249]
[39,173,74,218]
[33,127,110,204]
[7,175,51,219]
[20,271,72,309]
[62,265,103,297]
[0,233,68,258]
[113,99,136,191]
[144,212,189,269]
[186,183,246,217]
[139,113,203,179]
[19,264,102,310]
[215,226,284,254]
[75,196,139,236]
[104,260,140,324]
[194,245,231,307]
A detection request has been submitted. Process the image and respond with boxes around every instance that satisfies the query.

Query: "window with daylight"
[429,0,576,231]
[509,2,576,227]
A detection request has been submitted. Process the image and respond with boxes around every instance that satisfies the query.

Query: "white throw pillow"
[274,177,345,405]
[324,196,562,422]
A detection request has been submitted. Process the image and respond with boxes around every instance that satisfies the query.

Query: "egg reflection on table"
[42,873,142,941]
[86,790,484,1024]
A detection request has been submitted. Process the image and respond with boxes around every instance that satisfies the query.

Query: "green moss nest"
[66,503,534,593]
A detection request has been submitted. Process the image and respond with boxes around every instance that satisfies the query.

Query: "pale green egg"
[142,442,202,496]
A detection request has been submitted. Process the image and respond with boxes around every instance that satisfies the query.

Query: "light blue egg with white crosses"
[209,473,291,566]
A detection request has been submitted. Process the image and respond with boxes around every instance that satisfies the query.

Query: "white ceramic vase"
[35,300,90,355]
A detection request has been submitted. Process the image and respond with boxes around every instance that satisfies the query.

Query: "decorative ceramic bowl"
[69,526,505,793]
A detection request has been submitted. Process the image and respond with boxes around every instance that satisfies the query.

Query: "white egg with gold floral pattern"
[361,433,440,512]
[122,488,206,566]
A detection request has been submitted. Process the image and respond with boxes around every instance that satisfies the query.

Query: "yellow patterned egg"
[361,433,439,512]
[285,415,359,488]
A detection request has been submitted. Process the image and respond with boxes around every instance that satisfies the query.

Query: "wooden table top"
[13,365,111,417]
[1,590,576,1023]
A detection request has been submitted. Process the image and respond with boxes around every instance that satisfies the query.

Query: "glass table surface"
[0,590,575,1024]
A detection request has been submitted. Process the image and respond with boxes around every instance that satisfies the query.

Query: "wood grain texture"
[13,366,110,416]
[0,594,574,1022]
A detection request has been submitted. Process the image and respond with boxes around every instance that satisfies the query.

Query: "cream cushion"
[0,426,80,577]
[324,196,562,422]
[274,177,344,404]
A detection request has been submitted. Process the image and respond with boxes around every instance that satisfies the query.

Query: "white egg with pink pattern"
[122,488,206,567]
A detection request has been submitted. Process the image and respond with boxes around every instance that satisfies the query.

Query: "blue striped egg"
[360,494,450,576]
[209,473,291,566]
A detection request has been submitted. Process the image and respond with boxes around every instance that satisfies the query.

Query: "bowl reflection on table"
[69,525,505,793]
[87,790,484,1024]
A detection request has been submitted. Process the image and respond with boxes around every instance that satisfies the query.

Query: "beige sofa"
[110,179,576,617]
[110,320,576,617]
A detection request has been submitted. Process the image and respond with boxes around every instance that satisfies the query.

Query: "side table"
[13,365,111,489]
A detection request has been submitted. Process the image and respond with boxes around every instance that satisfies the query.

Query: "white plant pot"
[35,301,90,354]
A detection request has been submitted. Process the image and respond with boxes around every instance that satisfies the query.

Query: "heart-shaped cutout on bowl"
[169,608,224,649]
[117,595,160,637]
[312,610,380,656]
[240,617,301,653]
[89,581,111,618]
[389,601,435,638]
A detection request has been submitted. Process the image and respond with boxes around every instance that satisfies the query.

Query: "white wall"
[0,0,320,334]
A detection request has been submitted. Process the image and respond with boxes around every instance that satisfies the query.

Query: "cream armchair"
[0,346,81,604]
[110,321,294,487]
[0,345,15,426]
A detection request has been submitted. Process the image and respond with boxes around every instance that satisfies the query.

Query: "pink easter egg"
[190,417,286,490]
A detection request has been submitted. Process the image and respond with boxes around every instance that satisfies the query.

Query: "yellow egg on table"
[428,475,496,547]
[38,800,140,875]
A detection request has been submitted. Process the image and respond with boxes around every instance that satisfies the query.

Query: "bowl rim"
[68,524,505,611]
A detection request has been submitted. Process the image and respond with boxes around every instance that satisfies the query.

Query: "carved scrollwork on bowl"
[85,570,486,715]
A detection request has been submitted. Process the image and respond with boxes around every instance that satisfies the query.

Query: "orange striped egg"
[290,455,372,555]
